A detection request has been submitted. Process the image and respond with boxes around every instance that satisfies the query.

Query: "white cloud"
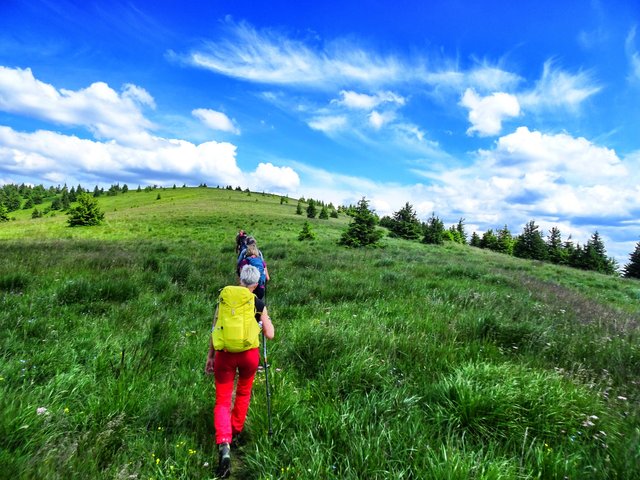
[518,60,601,110]
[335,90,405,110]
[186,20,404,88]
[192,108,240,134]
[307,115,348,133]
[368,110,395,129]
[460,88,520,136]
[625,26,640,82]
[0,125,303,193]
[0,66,155,145]
[249,162,300,191]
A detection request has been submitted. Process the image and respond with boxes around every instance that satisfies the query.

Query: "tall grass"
[1,188,639,478]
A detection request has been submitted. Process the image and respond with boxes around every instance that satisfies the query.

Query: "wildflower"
[64,407,69,414]
[582,419,595,427]
[188,449,196,455]
[155,458,160,465]
[203,462,209,468]
[36,407,49,416]
[617,396,628,401]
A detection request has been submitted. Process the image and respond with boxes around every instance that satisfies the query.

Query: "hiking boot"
[217,442,231,478]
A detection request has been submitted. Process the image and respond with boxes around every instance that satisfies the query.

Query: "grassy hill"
[1,187,639,479]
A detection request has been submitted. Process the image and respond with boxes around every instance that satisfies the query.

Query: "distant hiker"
[205,265,275,479]
[237,235,263,264]
[237,243,269,300]
[235,230,247,254]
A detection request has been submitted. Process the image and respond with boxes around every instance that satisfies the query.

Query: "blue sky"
[1,0,640,265]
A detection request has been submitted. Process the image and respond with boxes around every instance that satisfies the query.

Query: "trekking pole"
[262,286,273,437]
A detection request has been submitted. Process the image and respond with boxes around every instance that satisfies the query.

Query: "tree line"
[341,199,640,280]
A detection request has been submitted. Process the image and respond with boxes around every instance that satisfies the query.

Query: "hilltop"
[1,187,639,479]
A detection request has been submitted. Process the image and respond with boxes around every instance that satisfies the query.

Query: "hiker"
[237,243,269,300]
[235,230,247,255]
[205,264,275,479]
[237,235,263,264]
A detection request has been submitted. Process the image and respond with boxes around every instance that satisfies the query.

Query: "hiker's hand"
[205,355,215,375]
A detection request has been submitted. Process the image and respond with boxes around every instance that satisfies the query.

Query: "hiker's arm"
[205,305,218,375]
[260,306,274,340]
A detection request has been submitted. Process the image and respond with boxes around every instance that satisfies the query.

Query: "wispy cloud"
[625,26,640,82]
[307,115,348,133]
[184,20,405,89]
[192,108,240,134]
[334,90,405,109]
[518,60,601,111]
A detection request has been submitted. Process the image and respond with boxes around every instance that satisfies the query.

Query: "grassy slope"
[1,187,639,479]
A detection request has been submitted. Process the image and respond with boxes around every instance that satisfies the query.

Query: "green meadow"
[1,187,639,479]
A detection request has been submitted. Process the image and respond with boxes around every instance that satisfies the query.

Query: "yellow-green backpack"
[212,286,260,352]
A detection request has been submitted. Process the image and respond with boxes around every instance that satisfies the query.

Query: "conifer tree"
[513,220,547,260]
[296,201,303,215]
[319,205,329,219]
[338,197,383,247]
[623,240,640,279]
[546,226,565,264]
[422,213,445,245]
[306,199,317,218]
[298,221,316,241]
[67,193,105,226]
[456,218,467,244]
[479,229,499,251]
[469,231,481,247]
[389,202,422,240]
[496,225,514,254]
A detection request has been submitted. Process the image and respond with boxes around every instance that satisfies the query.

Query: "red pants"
[213,348,260,444]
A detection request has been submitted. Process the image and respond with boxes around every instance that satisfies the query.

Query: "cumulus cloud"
[460,88,520,136]
[249,162,300,191]
[0,66,155,145]
[518,60,601,110]
[192,108,240,134]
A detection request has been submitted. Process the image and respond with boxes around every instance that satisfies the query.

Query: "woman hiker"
[205,264,275,478]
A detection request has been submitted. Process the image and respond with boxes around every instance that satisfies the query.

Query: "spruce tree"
[306,199,317,218]
[338,197,383,247]
[546,226,565,264]
[298,221,316,241]
[389,202,422,240]
[319,205,329,219]
[623,240,640,279]
[296,201,303,215]
[67,193,105,226]
[513,220,547,260]
[422,213,445,245]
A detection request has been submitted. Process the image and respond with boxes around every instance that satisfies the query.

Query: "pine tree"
[67,193,105,226]
[422,213,445,245]
[306,199,317,218]
[546,226,565,264]
[338,197,383,247]
[319,206,329,219]
[496,225,514,254]
[389,202,422,240]
[296,201,303,215]
[479,229,499,251]
[581,231,616,274]
[623,240,640,279]
[513,220,547,260]
[469,231,481,247]
[298,221,316,241]
[456,218,467,245]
